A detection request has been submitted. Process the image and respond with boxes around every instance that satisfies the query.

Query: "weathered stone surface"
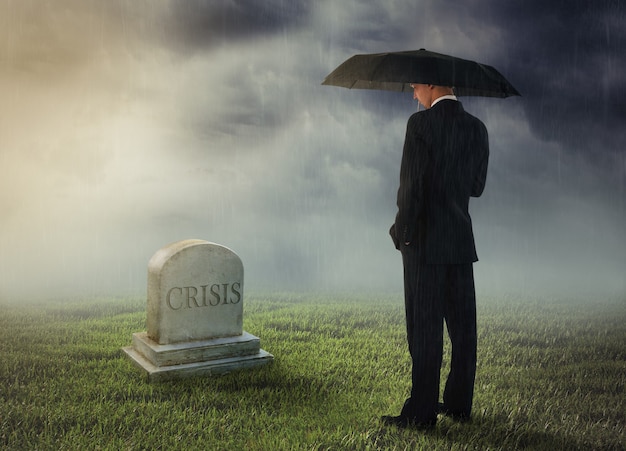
[147,240,243,344]
[128,331,262,367]
[122,239,273,382]
[123,345,273,382]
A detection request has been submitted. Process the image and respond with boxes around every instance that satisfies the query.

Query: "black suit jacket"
[390,100,489,264]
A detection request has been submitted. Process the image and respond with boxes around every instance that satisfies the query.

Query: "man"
[384,83,489,428]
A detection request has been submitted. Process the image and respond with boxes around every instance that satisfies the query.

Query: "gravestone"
[123,239,273,381]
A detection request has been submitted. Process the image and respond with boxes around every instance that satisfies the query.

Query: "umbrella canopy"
[322,48,520,98]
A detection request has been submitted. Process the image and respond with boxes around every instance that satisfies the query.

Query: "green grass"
[1,293,624,450]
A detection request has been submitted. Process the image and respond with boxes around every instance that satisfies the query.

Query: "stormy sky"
[1,0,624,301]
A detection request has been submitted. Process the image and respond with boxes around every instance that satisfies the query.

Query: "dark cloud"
[162,0,310,51]
[481,0,626,155]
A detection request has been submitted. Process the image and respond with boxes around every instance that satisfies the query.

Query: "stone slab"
[123,239,273,382]
[130,331,262,367]
[122,346,273,382]
[147,240,244,344]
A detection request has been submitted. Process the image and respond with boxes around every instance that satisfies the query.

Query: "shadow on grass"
[122,361,584,449]
[373,411,584,450]
[120,359,338,414]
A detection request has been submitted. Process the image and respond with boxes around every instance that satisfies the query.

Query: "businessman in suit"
[384,83,489,428]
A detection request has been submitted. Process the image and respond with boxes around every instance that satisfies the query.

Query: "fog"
[1,1,624,301]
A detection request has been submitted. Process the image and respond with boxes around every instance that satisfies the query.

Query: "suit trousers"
[400,247,477,422]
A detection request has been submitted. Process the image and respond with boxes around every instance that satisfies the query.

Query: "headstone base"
[123,331,273,382]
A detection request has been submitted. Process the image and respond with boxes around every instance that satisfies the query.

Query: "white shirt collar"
[431,94,458,108]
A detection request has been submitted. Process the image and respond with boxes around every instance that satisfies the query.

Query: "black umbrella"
[322,48,520,98]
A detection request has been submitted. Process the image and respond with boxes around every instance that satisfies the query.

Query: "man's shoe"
[381,415,436,429]
[437,403,471,422]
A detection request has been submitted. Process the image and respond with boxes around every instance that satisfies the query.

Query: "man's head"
[410,83,455,109]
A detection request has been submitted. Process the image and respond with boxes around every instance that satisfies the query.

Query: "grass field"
[1,293,624,450]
